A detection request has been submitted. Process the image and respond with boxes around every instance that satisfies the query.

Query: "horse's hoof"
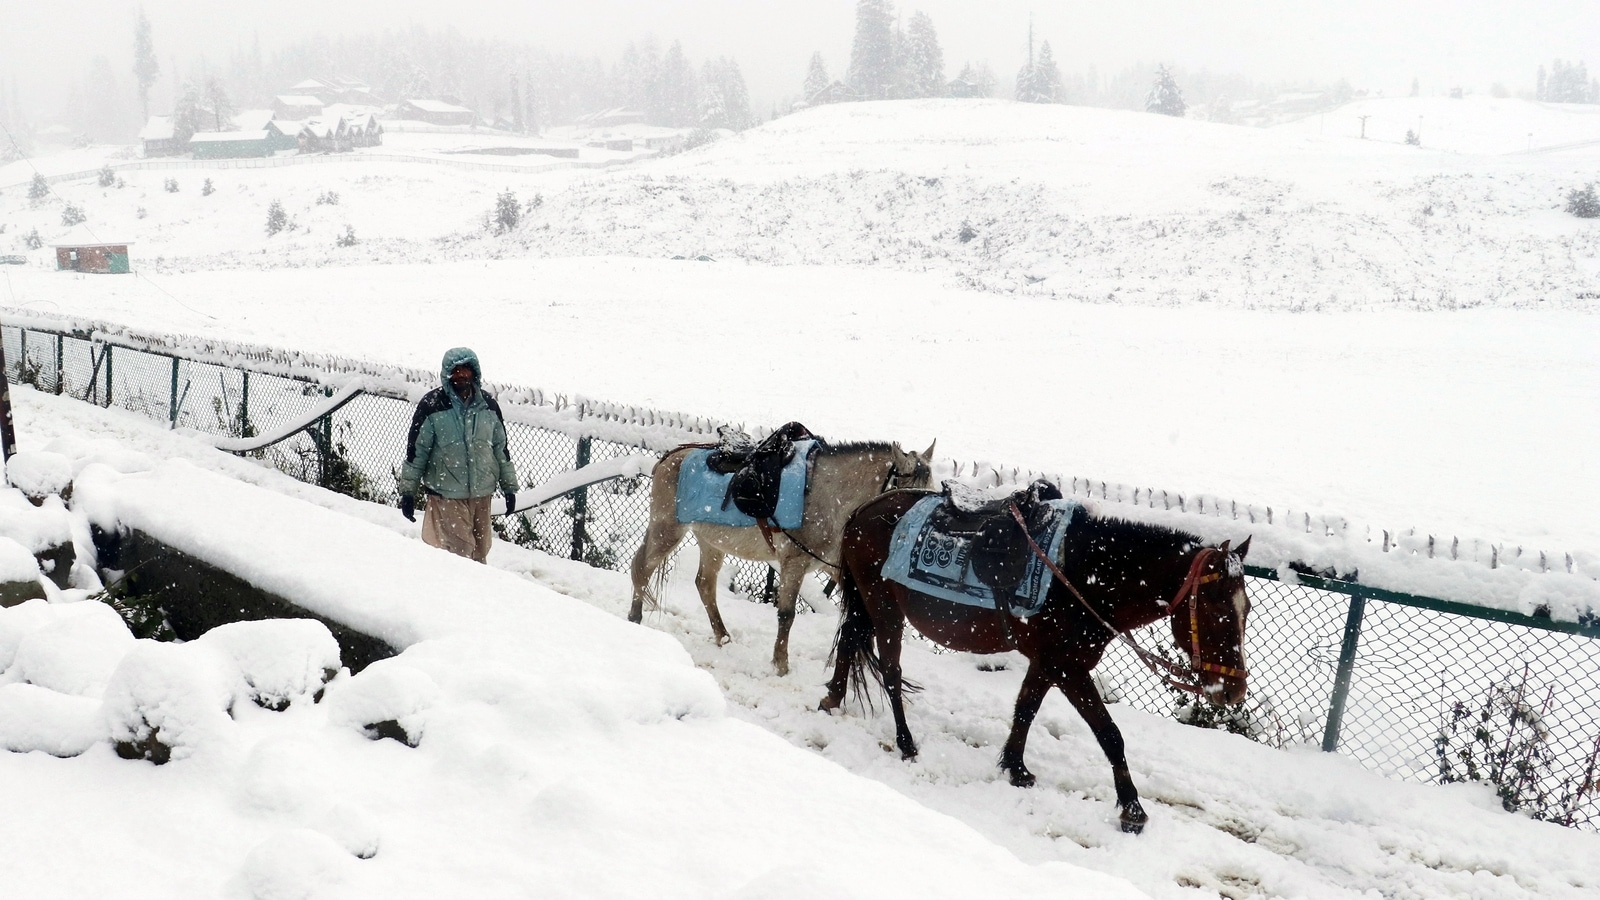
[773,659,790,677]
[1006,768,1036,788]
[817,696,840,713]
[712,633,731,647]
[1119,803,1148,835]
[626,611,642,624]
[898,742,918,761]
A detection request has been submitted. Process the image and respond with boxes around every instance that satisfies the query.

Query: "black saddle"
[931,480,1064,600]
[706,421,817,523]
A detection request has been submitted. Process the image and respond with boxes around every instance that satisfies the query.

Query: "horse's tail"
[828,560,886,711]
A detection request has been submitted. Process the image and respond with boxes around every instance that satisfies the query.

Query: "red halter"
[1009,504,1247,694]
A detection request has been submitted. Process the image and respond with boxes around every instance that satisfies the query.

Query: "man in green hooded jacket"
[397,347,518,563]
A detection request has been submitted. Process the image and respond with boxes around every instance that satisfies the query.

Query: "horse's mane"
[815,439,899,456]
[1072,513,1205,558]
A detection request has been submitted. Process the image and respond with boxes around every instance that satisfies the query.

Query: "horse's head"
[1170,536,1253,705]
[888,439,936,491]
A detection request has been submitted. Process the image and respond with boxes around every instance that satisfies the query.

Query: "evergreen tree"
[204,76,232,131]
[172,81,202,144]
[265,200,286,236]
[28,173,48,201]
[847,0,896,100]
[1409,76,1420,97]
[1536,66,1547,100]
[1014,23,1060,103]
[494,190,520,232]
[701,58,752,129]
[1145,64,1187,116]
[658,42,698,127]
[133,7,160,121]
[903,11,945,98]
[803,52,830,101]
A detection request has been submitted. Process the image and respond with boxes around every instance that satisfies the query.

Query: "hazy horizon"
[3,0,1598,130]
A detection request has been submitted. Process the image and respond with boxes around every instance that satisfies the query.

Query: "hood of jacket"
[440,347,483,390]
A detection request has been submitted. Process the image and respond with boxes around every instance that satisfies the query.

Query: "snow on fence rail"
[4,315,1599,829]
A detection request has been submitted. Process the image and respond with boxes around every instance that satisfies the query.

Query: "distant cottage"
[398,98,475,127]
[139,116,180,157]
[52,231,132,274]
[273,95,324,121]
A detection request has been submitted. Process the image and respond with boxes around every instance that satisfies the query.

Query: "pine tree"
[204,76,232,132]
[847,0,896,100]
[701,58,752,130]
[494,190,519,233]
[1145,64,1187,116]
[28,173,48,201]
[1410,76,1420,98]
[903,11,945,98]
[803,52,830,102]
[1014,23,1060,103]
[133,7,160,121]
[658,42,698,127]
[265,200,286,236]
[172,81,202,144]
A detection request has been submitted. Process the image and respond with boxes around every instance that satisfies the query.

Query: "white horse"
[629,440,935,675]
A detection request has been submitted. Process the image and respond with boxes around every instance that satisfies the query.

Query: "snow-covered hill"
[5,99,1600,310]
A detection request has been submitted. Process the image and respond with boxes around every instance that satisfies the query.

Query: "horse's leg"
[998,658,1054,788]
[628,518,684,624]
[769,555,808,676]
[876,609,917,760]
[695,545,731,646]
[1058,668,1148,834]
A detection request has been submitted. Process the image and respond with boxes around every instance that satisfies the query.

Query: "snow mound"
[101,640,241,763]
[42,435,155,476]
[0,535,39,584]
[322,657,438,745]
[0,599,55,670]
[228,828,359,900]
[4,450,73,498]
[8,600,133,696]
[0,488,73,553]
[0,682,103,756]
[198,619,341,711]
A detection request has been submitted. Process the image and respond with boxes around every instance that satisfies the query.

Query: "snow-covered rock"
[322,657,438,746]
[3,450,73,499]
[101,640,242,763]
[8,600,134,696]
[199,619,341,711]
[0,682,102,756]
[0,536,43,606]
[0,598,56,670]
[228,828,360,900]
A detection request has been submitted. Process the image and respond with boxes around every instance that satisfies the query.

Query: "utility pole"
[1358,114,1370,139]
[0,322,16,461]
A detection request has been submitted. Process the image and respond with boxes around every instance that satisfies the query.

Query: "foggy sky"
[4,0,1598,117]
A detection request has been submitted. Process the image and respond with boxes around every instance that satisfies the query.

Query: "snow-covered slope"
[5,387,1599,900]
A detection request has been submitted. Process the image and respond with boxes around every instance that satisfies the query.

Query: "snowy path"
[9,387,1599,900]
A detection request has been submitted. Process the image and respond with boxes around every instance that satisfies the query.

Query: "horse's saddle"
[706,421,817,523]
[931,480,1065,600]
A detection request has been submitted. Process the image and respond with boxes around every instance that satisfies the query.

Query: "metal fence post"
[0,329,16,461]
[55,334,63,394]
[103,344,114,408]
[169,356,179,426]
[1322,593,1368,752]
[570,436,591,561]
[240,372,250,435]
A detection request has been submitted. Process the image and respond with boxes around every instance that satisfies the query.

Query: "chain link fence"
[4,320,1597,829]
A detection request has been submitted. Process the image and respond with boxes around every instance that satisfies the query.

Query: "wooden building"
[189,130,278,159]
[52,234,132,274]
[397,98,476,126]
[273,94,324,121]
[139,116,181,157]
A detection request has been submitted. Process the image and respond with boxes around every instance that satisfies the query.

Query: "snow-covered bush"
[9,601,135,696]
[97,165,115,188]
[201,178,214,196]
[22,227,42,250]
[27,173,47,201]
[231,829,361,898]
[60,204,86,226]
[198,619,341,711]
[1566,184,1599,218]
[163,178,179,193]
[493,190,519,233]
[0,682,102,756]
[336,224,358,247]
[323,658,439,747]
[101,640,242,764]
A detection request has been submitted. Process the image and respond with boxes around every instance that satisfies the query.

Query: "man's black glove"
[399,494,416,522]
[503,492,517,516]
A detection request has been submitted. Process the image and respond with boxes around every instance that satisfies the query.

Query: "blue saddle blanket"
[881,495,1080,617]
[674,440,816,530]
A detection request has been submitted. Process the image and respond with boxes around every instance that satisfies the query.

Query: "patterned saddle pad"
[881,494,1080,617]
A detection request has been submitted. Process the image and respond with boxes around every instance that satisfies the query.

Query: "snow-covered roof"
[188,130,270,143]
[232,109,274,131]
[403,98,473,114]
[290,79,330,91]
[299,117,344,138]
[275,95,323,107]
[139,116,174,141]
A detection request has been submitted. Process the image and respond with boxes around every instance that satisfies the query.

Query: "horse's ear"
[921,439,936,458]
[1217,539,1231,554]
[1235,535,1252,560]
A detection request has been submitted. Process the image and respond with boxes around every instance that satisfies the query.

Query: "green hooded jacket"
[397,347,519,501]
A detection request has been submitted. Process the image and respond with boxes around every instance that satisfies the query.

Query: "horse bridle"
[1008,503,1247,695]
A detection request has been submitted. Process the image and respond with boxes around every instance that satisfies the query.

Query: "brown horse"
[819,488,1252,834]
[629,440,934,675]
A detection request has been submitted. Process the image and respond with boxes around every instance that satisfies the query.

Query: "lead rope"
[1008,503,1213,696]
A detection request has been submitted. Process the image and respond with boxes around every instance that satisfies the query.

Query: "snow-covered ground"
[3,387,1598,900]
